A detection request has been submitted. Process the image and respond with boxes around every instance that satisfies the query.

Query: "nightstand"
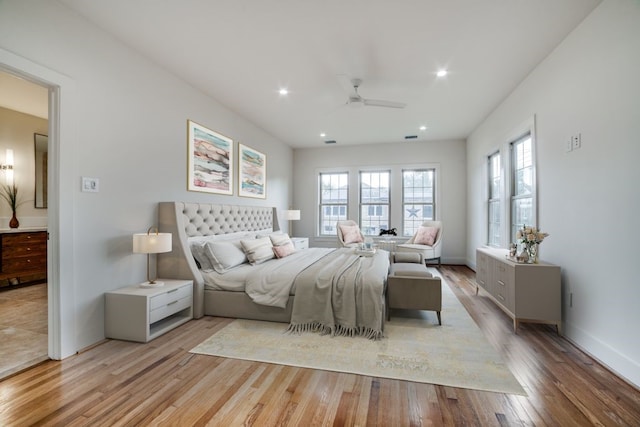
[105,279,193,342]
[291,237,309,250]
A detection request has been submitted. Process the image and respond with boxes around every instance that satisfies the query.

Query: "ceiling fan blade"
[363,98,406,109]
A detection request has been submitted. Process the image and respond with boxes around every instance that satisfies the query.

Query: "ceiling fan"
[345,78,406,109]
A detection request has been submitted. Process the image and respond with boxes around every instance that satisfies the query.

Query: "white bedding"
[201,248,334,304]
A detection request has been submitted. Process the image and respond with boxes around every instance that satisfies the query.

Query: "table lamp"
[283,209,300,235]
[133,227,172,287]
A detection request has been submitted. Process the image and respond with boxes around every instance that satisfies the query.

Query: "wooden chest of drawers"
[0,230,48,286]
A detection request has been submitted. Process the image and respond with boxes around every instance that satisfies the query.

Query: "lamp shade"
[133,232,172,254]
[283,210,301,221]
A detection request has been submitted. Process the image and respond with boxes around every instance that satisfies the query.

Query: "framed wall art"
[238,143,266,199]
[187,120,233,195]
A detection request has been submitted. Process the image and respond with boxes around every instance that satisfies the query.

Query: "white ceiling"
[47,1,603,147]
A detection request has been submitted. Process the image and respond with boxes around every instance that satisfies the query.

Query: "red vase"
[9,212,19,228]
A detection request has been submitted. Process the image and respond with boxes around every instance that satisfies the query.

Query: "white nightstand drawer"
[149,295,191,324]
[149,284,192,310]
[291,237,309,250]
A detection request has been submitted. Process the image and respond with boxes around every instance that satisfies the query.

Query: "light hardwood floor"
[1,266,639,426]
[0,283,48,380]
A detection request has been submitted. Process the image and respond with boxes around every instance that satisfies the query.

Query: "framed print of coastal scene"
[187,120,233,195]
[238,143,266,199]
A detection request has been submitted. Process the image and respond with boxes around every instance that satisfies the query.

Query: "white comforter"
[245,248,335,308]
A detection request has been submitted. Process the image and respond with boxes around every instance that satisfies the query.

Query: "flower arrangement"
[516,225,549,263]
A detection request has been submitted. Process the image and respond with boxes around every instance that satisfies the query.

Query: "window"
[510,133,535,241]
[487,151,501,247]
[402,169,435,237]
[319,172,349,235]
[359,171,390,236]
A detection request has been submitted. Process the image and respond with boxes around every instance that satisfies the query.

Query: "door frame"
[1,47,77,359]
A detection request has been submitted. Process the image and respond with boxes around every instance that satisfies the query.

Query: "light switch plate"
[82,176,99,192]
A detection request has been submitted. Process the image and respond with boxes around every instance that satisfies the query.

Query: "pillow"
[188,233,253,270]
[241,236,275,265]
[414,226,439,246]
[339,224,363,244]
[203,240,248,274]
[273,242,296,258]
[189,241,215,271]
[270,233,292,247]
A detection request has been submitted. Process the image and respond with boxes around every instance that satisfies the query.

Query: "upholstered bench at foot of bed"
[386,252,442,325]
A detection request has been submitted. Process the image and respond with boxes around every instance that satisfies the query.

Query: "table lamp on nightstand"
[283,209,300,235]
[133,227,172,287]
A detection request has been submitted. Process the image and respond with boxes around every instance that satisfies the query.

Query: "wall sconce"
[133,227,172,287]
[1,149,14,185]
[283,209,300,235]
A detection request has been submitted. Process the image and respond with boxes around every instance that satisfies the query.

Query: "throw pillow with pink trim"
[414,226,439,246]
[273,242,296,258]
[339,224,363,244]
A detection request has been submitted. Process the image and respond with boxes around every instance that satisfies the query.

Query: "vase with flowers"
[1,184,24,229]
[516,225,549,263]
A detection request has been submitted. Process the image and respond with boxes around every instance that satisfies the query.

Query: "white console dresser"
[476,247,561,334]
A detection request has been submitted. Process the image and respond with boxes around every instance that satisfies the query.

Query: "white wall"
[0,0,292,353]
[466,0,640,387]
[294,140,467,264]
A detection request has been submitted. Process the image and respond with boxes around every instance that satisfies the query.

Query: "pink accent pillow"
[339,224,363,244]
[414,226,439,246]
[273,242,296,258]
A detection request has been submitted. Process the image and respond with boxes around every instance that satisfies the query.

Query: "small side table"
[291,237,309,250]
[105,279,193,342]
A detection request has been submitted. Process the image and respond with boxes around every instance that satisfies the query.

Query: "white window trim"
[315,163,440,242]
[485,115,537,248]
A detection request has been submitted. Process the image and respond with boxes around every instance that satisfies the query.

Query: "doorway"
[0,70,50,379]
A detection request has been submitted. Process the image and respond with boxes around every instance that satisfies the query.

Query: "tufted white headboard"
[157,202,279,318]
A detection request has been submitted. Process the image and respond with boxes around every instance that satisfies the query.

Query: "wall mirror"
[34,133,48,209]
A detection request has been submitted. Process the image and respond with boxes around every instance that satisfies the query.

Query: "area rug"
[190,273,526,395]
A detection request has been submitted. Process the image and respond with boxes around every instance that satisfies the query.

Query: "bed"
[157,202,390,338]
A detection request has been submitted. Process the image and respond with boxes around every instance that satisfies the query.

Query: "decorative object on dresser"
[1,184,23,229]
[0,230,47,288]
[133,227,172,287]
[476,247,561,334]
[105,279,193,342]
[515,224,549,264]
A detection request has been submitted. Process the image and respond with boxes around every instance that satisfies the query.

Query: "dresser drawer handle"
[167,300,178,306]
[497,294,505,301]
[167,289,178,294]
[497,280,505,286]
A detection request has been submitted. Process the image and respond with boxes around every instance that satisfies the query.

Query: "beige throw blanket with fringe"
[287,248,389,340]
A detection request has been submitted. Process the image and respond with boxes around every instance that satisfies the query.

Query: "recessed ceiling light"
[279,88,288,95]
[436,70,448,77]
[320,133,326,138]
[419,125,428,131]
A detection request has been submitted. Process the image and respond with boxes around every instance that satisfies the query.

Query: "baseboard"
[563,321,640,391]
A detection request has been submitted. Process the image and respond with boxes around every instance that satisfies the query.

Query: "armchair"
[396,220,443,267]
[336,220,364,248]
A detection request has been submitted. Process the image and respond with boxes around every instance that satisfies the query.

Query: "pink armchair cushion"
[339,224,364,244]
[414,226,439,246]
